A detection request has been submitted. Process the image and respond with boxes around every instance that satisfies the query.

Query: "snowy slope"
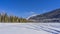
[0,23,60,34]
[26,14,38,20]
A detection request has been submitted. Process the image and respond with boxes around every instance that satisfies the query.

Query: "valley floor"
[0,23,60,34]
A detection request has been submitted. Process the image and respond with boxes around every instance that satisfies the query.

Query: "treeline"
[0,13,32,23]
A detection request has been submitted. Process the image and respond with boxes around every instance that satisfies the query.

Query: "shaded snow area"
[0,23,60,34]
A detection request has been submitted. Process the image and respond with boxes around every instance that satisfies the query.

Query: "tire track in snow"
[41,24,60,33]
[26,24,59,34]
[36,24,60,33]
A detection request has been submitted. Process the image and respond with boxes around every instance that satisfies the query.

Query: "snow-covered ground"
[0,23,60,34]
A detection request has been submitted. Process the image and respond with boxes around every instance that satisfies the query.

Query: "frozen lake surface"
[0,23,60,34]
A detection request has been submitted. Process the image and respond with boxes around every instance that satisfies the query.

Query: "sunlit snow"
[0,23,60,34]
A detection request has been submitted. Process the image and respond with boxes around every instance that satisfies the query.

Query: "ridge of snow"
[26,14,38,20]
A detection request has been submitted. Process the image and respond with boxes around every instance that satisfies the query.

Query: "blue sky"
[0,0,60,18]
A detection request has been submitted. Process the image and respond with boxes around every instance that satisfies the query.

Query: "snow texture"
[0,23,60,34]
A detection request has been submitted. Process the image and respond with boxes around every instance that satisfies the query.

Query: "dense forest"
[0,12,32,23]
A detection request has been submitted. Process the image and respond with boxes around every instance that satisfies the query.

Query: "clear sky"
[0,0,60,18]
